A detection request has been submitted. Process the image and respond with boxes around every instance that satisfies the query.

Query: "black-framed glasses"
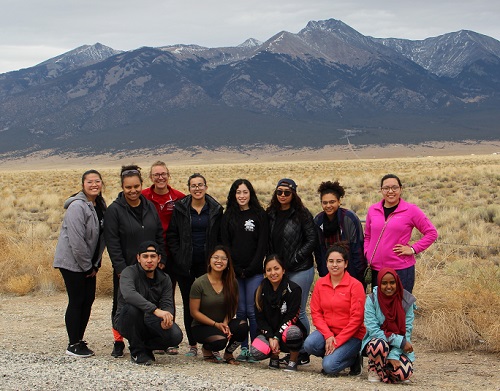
[276,190,292,197]
[190,183,206,189]
[381,186,401,193]
[152,172,169,179]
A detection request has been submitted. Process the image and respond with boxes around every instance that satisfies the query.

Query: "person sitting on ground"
[250,254,306,372]
[304,242,365,377]
[113,241,183,366]
[189,245,248,365]
[362,267,416,383]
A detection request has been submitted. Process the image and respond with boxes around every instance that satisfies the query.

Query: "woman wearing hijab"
[362,267,416,383]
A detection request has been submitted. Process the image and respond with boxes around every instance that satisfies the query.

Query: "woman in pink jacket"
[364,174,438,292]
[304,243,365,376]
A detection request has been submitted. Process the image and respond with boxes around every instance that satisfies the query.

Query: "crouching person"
[113,241,183,365]
[250,255,306,372]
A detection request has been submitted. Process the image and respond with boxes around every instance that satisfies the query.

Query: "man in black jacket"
[113,241,183,365]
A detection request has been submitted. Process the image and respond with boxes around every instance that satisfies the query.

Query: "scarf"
[377,267,406,337]
[262,274,289,309]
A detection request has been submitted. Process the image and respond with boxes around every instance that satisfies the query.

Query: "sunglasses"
[276,190,292,197]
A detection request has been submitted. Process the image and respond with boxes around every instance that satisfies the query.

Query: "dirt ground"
[1,292,499,391]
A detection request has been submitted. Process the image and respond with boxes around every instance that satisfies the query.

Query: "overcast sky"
[1,0,499,74]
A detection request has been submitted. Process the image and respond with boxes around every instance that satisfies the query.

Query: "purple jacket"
[364,198,438,271]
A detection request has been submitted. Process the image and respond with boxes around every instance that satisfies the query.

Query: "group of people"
[53,162,437,383]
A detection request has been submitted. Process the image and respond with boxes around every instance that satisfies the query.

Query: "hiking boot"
[269,357,280,370]
[349,353,362,376]
[66,342,93,358]
[131,352,152,366]
[284,361,298,372]
[111,341,125,358]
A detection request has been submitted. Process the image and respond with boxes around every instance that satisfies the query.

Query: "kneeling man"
[114,241,183,365]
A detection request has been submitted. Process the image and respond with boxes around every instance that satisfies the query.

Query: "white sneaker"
[368,369,381,382]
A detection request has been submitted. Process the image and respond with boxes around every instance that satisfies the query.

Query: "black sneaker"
[284,361,298,372]
[321,369,340,377]
[297,352,310,366]
[269,358,280,370]
[66,342,93,358]
[78,340,95,356]
[111,341,125,358]
[146,349,156,362]
[349,353,362,376]
[278,354,291,366]
[131,352,153,366]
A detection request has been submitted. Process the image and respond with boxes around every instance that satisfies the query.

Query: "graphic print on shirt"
[244,219,256,232]
[281,301,287,314]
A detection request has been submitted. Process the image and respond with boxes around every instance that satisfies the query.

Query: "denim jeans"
[287,266,314,335]
[237,274,264,348]
[304,330,361,375]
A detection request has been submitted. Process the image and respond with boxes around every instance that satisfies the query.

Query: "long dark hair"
[266,186,309,220]
[207,245,238,319]
[255,254,285,312]
[224,179,264,223]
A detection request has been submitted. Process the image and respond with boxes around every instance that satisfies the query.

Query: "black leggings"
[192,319,248,353]
[177,263,206,346]
[59,268,96,345]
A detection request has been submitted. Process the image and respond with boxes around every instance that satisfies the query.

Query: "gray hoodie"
[53,192,106,272]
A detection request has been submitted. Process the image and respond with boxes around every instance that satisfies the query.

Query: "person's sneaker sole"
[66,350,93,358]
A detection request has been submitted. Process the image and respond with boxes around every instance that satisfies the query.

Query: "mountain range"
[0,18,499,156]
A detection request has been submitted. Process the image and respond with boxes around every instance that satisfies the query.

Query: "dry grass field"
[0,153,499,354]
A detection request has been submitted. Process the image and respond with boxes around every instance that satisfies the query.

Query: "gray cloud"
[1,0,499,73]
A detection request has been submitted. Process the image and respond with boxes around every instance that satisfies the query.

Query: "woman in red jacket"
[304,243,365,376]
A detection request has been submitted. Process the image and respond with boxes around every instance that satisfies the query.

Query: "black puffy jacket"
[267,207,317,273]
[166,194,223,277]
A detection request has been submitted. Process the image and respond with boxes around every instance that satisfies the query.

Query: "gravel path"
[1,293,499,391]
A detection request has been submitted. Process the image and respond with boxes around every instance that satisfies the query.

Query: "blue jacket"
[314,208,366,282]
[361,286,416,362]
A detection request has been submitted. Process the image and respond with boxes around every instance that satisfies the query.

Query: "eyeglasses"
[190,183,206,189]
[152,172,169,179]
[381,186,401,193]
[211,255,228,262]
[276,190,292,197]
[84,180,102,185]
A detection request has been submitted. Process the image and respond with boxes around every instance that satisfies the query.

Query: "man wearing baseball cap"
[113,241,183,365]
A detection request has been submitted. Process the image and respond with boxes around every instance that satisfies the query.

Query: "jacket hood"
[175,193,222,214]
[113,191,148,207]
[63,191,89,209]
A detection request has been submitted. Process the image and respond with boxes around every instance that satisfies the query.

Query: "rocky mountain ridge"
[0,18,498,156]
